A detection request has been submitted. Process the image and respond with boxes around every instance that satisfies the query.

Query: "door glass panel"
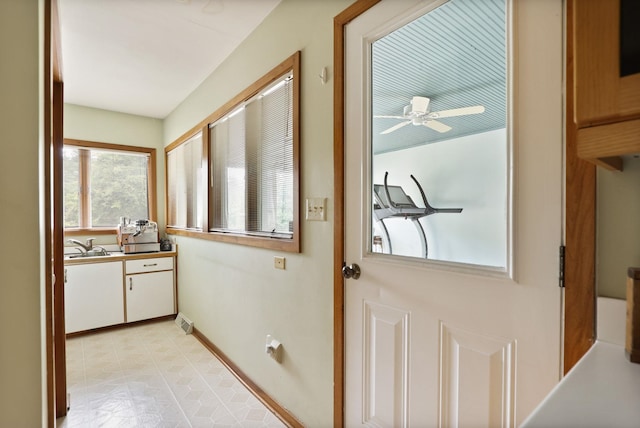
[370,0,507,269]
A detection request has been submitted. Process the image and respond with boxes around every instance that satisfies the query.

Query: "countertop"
[521,340,640,427]
[64,249,177,265]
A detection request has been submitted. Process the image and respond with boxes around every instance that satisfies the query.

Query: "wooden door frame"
[45,0,65,425]
[332,0,595,425]
[333,2,381,426]
[563,0,596,373]
[44,0,54,424]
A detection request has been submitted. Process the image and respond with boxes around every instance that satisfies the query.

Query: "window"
[210,74,294,237]
[165,51,300,252]
[63,139,157,233]
[166,132,205,229]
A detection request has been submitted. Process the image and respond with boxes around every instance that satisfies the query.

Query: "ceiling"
[58,0,505,149]
[58,0,281,119]
[372,0,506,154]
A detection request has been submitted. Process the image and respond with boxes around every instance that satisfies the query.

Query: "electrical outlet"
[266,334,283,362]
[306,197,327,221]
[274,256,286,270]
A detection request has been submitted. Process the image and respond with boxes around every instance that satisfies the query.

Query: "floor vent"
[175,312,193,334]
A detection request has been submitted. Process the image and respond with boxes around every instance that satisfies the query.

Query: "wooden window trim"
[165,51,300,253]
[63,138,158,234]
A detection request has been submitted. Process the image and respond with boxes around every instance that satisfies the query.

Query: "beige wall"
[0,0,45,426]
[64,104,166,241]
[163,0,353,424]
[597,157,640,299]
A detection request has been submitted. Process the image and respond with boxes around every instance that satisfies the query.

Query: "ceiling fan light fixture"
[411,96,430,114]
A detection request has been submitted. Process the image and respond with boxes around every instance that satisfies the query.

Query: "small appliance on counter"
[160,237,172,251]
[117,218,160,254]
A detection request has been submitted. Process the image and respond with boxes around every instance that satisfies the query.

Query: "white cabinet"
[125,257,175,323]
[65,261,124,334]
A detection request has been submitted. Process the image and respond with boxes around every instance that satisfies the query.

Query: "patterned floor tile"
[57,320,286,427]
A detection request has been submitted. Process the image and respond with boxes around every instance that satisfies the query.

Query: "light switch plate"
[306,197,327,221]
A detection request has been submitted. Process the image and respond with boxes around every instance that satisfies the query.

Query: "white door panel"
[344,0,563,426]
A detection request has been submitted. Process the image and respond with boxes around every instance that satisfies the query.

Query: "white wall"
[0,0,45,425]
[374,129,507,267]
[163,0,353,424]
[597,157,640,299]
[64,103,165,242]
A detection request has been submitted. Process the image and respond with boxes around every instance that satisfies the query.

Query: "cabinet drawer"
[126,257,173,274]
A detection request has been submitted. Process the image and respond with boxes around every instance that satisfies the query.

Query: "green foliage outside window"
[63,145,152,229]
[90,151,149,226]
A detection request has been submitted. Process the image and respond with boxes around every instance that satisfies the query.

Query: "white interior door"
[344,0,564,426]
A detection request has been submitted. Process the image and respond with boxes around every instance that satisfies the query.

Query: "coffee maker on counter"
[117,218,160,253]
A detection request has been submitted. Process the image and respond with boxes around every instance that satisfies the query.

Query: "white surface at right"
[597,296,627,346]
[521,341,640,428]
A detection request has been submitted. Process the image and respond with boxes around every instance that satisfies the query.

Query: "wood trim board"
[564,0,597,374]
[53,80,67,419]
[333,1,381,427]
[44,0,55,423]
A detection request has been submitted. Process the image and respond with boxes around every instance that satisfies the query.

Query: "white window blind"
[210,74,293,237]
[166,132,204,229]
[256,77,294,234]
[211,108,246,231]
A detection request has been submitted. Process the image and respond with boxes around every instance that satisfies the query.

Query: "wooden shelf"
[577,118,640,171]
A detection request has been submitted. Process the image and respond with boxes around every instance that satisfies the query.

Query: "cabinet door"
[126,271,175,323]
[65,262,124,334]
[574,0,640,126]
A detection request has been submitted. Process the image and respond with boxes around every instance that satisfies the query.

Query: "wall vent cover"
[175,312,193,334]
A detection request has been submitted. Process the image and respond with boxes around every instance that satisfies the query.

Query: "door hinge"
[559,245,565,288]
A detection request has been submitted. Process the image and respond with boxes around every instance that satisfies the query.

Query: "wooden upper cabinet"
[573,0,640,170]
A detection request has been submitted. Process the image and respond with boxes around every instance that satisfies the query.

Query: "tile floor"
[57,320,286,428]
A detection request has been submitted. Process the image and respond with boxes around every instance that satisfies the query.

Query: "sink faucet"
[67,238,94,254]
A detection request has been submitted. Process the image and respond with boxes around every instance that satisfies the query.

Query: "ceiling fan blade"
[381,120,411,134]
[431,105,485,118]
[424,120,452,133]
[374,115,408,119]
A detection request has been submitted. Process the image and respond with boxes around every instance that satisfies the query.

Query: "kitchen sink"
[65,250,112,259]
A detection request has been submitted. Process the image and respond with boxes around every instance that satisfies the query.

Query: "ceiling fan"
[375,96,485,135]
